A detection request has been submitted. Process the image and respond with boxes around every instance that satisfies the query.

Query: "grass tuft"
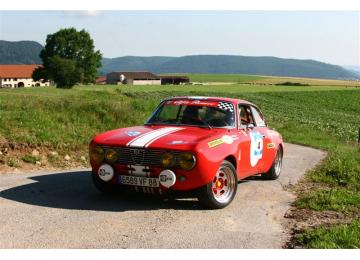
[295,221,360,248]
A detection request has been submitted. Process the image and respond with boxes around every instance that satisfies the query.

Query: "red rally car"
[89,96,284,209]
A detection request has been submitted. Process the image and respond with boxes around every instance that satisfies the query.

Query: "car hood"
[92,125,228,150]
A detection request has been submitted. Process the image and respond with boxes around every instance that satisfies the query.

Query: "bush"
[21,154,40,164]
[275,81,309,86]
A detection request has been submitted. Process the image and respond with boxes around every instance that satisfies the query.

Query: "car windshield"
[146,99,235,128]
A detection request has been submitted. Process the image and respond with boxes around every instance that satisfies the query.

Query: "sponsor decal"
[166,99,219,107]
[159,169,176,188]
[208,138,224,148]
[267,142,276,149]
[208,135,235,148]
[126,127,183,148]
[250,132,263,167]
[98,164,114,182]
[126,131,141,137]
[222,135,234,144]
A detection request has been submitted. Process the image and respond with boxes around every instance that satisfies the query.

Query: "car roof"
[163,96,256,106]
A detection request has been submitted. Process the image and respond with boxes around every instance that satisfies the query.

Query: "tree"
[33,28,102,88]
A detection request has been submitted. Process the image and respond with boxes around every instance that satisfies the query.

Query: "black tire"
[261,146,283,180]
[197,160,238,209]
[92,172,120,194]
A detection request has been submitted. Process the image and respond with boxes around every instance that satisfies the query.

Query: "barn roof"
[159,75,189,79]
[108,71,160,80]
[0,65,42,78]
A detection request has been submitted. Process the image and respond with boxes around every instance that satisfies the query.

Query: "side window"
[238,105,255,127]
[251,106,266,127]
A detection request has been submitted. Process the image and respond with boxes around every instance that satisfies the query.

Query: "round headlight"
[105,148,118,163]
[161,152,176,168]
[90,146,104,163]
[178,152,196,170]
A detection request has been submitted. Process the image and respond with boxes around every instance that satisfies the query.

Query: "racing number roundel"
[250,132,263,167]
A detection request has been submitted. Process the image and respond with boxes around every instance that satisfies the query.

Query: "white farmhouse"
[0,64,50,88]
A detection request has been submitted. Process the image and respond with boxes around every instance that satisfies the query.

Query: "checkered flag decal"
[217,102,234,112]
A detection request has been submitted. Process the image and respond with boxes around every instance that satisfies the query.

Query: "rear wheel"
[197,160,238,209]
[261,146,283,180]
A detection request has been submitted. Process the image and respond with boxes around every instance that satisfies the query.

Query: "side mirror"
[247,123,255,129]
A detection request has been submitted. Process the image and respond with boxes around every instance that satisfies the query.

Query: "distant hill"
[343,65,360,77]
[0,40,43,64]
[100,56,174,75]
[1,40,358,80]
[101,55,359,80]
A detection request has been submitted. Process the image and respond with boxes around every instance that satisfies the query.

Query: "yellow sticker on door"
[267,143,276,149]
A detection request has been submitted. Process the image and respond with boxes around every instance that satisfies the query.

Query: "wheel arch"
[278,143,284,155]
[224,155,237,169]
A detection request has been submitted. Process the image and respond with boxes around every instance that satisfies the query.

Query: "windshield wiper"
[197,119,212,129]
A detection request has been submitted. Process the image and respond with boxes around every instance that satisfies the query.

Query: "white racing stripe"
[127,127,183,147]
[126,129,158,146]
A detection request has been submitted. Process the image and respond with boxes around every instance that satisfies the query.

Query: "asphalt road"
[0,143,325,248]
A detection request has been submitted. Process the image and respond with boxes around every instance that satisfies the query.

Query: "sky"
[0,11,359,66]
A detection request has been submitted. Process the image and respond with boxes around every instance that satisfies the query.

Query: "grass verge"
[294,221,360,248]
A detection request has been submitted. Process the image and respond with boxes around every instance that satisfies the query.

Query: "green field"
[0,80,360,248]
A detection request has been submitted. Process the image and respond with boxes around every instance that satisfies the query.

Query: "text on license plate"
[119,175,159,187]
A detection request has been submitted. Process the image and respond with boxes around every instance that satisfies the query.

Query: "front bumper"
[91,162,212,191]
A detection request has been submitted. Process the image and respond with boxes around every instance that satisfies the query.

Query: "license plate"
[119,175,159,187]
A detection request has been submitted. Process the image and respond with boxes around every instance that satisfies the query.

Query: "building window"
[13,78,17,81]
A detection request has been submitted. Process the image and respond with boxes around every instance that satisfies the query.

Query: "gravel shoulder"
[0,143,326,248]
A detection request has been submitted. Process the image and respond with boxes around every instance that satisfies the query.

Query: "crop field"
[0,77,359,248]
[177,73,360,87]
[184,73,263,83]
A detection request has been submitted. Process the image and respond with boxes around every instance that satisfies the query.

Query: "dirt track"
[0,143,325,248]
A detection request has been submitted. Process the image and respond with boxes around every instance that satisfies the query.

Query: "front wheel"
[197,160,238,209]
[261,146,283,180]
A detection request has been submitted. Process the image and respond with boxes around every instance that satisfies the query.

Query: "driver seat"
[181,106,200,125]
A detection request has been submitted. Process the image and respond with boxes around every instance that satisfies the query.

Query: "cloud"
[62,11,102,17]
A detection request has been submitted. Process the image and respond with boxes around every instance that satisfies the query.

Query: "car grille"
[103,146,182,167]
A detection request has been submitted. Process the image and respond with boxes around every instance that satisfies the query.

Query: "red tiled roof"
[96,76,106,83]
[0,65,42,78]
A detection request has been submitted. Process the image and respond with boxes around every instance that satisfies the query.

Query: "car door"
[236,104,260,178]
[249,105,273,173]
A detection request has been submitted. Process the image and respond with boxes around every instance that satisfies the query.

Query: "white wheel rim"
[211,165,236,204]
[274,150,283,176]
